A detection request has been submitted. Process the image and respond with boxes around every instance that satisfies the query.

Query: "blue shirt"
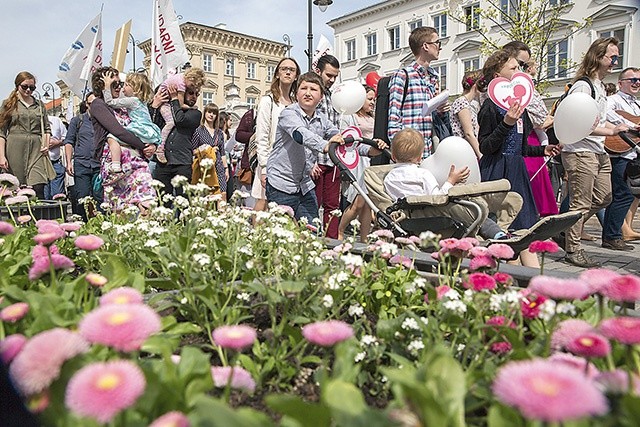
[64,113,99,169]
[267,103,339,195]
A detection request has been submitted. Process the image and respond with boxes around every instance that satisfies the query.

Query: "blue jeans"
[603,157,634,240]
[266,182,318,223]
[73,162,103,221]
[44,160,66,199]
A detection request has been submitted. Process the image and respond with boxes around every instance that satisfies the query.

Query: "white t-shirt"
[383,163,453,201]
[562,79,607,154]
[47,115,67,161]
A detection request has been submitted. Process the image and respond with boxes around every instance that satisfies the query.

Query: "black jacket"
[164,100,202,166]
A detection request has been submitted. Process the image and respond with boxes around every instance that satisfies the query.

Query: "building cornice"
[327,0,414,29]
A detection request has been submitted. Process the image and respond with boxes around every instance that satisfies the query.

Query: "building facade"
[139,21,288,122]
[328,0,638,100]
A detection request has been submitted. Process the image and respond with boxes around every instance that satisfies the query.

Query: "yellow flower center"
[96,373,121,390]
[578,337,594,347]
[5,306,21,317]
[107,311,132,325]
[530,377,560,397]
[113,296,130,304]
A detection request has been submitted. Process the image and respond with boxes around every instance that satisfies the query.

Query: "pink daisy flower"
[551,319,595,351]
[599,317,640,345]
[0,334,27,364]
[149,411,190,427]
[492,358,608,422]
[60,222,82,232]
[74,234,105,251]
[456,238,477,252]
[490,342,512,354]
[79,303,162,352]
[28,252,75,281]
[65,360,146,424]
[211,366,256,393]
[373,229,394,240]
[566,333,611,358]
[52,193,67,200]
[0,173,20,190]
[520,292,547,319]
[528,276,591,300]
[17,215,31,224]
[595,369,640,396]
[16,188,36,199]
[469,255,497,271]
[0,221,15,235]
[85,273,108,287]
[35,219,59,229]
[9,328,89,395]
[493,272,513,286]
[212,325,257,350]
[99,287,144,305]
[0,302,29,322]
[487,243,515,260]
[4,195,28,205]
[579,268,621,294]
[547,352,600,379]
[486,316,516,329]
[302,320,354,347]
[528,240,560,254]
[599,275,640,302]
[33,226,66,246]
[389,254,413,269]
[435,285,452,300]
[464,272,496,292]
[469,246,489,258]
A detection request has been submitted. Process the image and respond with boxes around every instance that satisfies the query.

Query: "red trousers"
[314,164,340,239]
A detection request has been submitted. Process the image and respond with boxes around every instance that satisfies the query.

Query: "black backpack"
[372,70,408,165]
[546,76,596,145]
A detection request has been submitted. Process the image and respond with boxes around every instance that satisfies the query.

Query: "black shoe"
[564,249,600,268]
[602,239,635,251]
[551,232,566,251]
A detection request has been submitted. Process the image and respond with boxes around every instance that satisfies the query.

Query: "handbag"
[238,167,253,185]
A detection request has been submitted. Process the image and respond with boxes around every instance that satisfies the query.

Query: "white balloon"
[553,92,600,145]
[421,136,481,186]
[331,81,366,115]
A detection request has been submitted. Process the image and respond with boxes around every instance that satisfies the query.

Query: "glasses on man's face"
[424,40,442,49]
[604,54,619,65]
[19,84,36,92]
[279,66,297,74]
[111,81,125,90]
[518,60,529,72]
[620,77,640,85]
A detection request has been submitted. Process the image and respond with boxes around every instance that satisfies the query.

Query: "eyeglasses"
[604,54,619,64]
[19,84,36,92]
[424,40,442,49]
[518,60,529,72]
[111,81,125,89]
[279,66,297,74]
[620,77,640,85]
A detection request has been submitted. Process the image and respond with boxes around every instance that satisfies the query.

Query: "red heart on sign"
[336,126,362,170]
[488,72,535,110]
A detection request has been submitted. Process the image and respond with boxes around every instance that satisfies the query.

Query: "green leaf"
[190,395,275,427]
[266,394,330,427]
[487,403,523,427]
[279,281,308,294]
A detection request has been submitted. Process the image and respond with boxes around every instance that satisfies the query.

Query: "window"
[464,3,480,31]
[202,91,214,105]
[546,39,568,79]
[225,59,235,76]
[345,39,356,61]
[599,28,625,70]
[366,33,377,56]
[432,63,447,91]
[202,53,213,73]
[388,26,401,50]
[500,0,519,21]
[463,57,480,72]
[267,65,275,82]
[409,19,422,32]
[247,61,256,79]
[549,0,570,6]
[247,97,257,109]
[433,13,447,38]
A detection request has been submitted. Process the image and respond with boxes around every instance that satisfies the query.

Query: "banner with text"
[151,0,189,87]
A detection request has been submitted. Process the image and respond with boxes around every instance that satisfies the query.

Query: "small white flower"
[538,300,556,322]
[170,175,189,188]
[401,317,420,331]
[246,260,255,269]
[556,302,576,316]
[381,376,388,383]
[144,239,159,248]
[443,300,467,315]
[420,317,429,325]
[340,253,363,267]
[360,335,378,346]
[151,179,165,189]
[354,351,366,363]
[350,218,361,228]
[193,253,211,266]
[456,343,466,352]
[348,303,364,317]
[322,294,334,308]
[162,194,175,203]
[200,158,215,169]
[443,289,461,301]
[330,209,342,217]
[167,262,178,269]
[180,297,188,304]
[236,292,251,302]
[174,196,190,209]
[407,339,425,353]
[101,221,113,231]
[463,289,474,302]
[326,271,350,290]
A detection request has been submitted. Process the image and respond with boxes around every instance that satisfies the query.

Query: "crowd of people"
[1,27,638,270]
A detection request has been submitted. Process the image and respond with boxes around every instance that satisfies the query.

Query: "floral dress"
[191,125,226,193]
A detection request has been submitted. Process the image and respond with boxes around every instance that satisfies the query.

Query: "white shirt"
[47,115,67,161]
[383,163,453,201]
[607,90,640,160]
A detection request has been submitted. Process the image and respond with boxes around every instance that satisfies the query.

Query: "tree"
[446,0,591,90]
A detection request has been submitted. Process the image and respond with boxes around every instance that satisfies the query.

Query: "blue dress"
[479,104,539,230]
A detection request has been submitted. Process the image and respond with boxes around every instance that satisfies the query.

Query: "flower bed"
[1,180,640,426]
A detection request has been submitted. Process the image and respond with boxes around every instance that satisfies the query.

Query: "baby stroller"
[329,136,581,255]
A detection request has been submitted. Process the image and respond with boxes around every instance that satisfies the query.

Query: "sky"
[0,0,382,100]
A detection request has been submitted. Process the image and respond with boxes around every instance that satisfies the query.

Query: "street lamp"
[128,34,139,71]
[283,34,292,58]
[307,0,333,71]
[42,82,56,113]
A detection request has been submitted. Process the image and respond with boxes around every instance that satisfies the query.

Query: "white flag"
[151,0,189,87]
[57,13,103,99]
[66,97,75,122]
[312,35,333,72]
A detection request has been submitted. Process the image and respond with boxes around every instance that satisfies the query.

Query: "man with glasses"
[387,26,444,159]
[560,37,630,267]
[605,67,640,243]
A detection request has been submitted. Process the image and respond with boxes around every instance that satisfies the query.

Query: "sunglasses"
[604,54,619,64]
[111,81,125,89]
[518,60,529,71]
[424,40,442,49]
[19,84,37,92]
[620,77,640,84]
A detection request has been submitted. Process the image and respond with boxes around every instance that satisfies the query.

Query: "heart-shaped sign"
[488,72,535,111]
[336,126,362,170]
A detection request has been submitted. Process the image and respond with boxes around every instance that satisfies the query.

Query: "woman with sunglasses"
[0,71,56,199]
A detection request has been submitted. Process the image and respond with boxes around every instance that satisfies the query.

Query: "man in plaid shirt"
[387,26,444,159]
[313,54,342,238]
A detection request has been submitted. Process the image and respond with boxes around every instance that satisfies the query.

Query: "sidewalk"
[541,214,640,276]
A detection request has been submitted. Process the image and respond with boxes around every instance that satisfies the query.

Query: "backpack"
[546,76,596,145]
[372,69,408,165]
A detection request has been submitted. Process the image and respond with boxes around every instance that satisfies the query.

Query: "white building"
[328,0,639,99]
